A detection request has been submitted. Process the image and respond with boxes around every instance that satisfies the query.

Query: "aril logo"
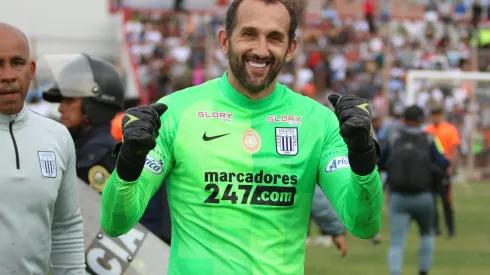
[144,155,163,174]
[325,156,350,173]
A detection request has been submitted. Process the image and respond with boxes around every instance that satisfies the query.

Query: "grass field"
[305,181,490,275]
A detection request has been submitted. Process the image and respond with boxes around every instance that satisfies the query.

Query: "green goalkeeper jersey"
[101,73,383,275]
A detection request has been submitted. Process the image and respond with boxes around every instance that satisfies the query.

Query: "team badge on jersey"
[88,165,110,193]
[242,128,261,153]
[275,127,298,156]
[38,151,57,178]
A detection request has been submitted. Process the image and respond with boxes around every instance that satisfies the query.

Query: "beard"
[227,44,285,94]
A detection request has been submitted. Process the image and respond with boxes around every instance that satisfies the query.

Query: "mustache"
[0,87,20,94]
[244,54,274,63]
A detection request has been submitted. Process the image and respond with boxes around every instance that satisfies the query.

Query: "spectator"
[425,105,461,238]
[425,0,439,23]
[439,0,453,27]
[363,0,376,34]
[380,0,392,23]
[307,185,348,258]
[472,0,482,28]
[322,0,339,26]
[454,0,467,23]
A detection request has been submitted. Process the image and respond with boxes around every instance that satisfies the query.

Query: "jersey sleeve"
[100,100,177,237]
[317,110,383,239]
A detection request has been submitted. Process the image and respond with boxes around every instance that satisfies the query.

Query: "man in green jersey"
[100,0,383,274]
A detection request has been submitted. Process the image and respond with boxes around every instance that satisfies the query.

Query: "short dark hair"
[430,104,444,115]
[403,105,425,122]
[225,0,298,46]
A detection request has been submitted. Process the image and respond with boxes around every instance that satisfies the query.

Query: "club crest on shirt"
[88,165,110,193]
[38,151,57,178]
[242,128,261,154]
[275,127,298,156]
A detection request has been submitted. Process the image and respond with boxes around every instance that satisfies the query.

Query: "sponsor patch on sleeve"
[325,156,350,173]
[144,154,164,174]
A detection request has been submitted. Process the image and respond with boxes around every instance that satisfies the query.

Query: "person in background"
[363,0,376,34]
[380,0,392,23]
[472,0,482,28]
[454,0,467,24]
[307,185,348,258]
[0,23,85,275]
[322,0,339,26]
[111,98,140,143]
[438,0,453,28]
[41,53,124,193]
[376,103,404,147]
[425,0,439,23]
[379,105,449,275]
[425,105,460,237]
[111,111,124,142]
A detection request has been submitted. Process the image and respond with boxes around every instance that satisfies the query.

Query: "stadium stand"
[116,0,489,178]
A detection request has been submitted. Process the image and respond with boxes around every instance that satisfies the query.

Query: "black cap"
[403,105,425,122]
[42,88,63,102]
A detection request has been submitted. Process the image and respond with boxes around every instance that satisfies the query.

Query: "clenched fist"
[122,103,168,155]
[328,94,374,153]
[115,103,167,182]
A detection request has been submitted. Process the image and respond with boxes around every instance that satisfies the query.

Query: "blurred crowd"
[124,10,228,102]
[22,0,489,176]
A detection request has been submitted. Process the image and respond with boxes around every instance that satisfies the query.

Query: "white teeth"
[248,61,267,68]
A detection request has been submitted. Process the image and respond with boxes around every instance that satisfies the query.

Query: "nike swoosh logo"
[203,132,230,141]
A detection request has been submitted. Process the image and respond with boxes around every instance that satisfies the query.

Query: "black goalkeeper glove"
[121,103,167,153]
[115,103,168,181]
[328,94,374,152]
[328,94,379,175]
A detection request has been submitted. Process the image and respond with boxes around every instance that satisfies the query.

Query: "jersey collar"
[218,72,281,110]
[0,106,30,130]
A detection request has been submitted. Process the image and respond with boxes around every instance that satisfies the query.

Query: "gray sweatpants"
[387,192,435,275]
